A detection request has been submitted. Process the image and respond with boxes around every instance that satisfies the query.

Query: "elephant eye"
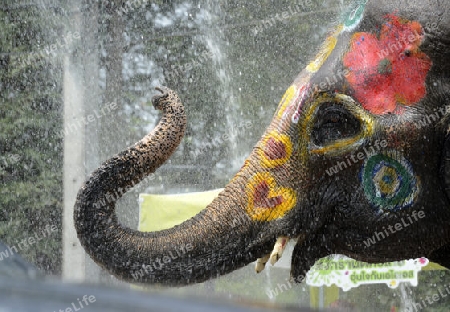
[311,103,361,146]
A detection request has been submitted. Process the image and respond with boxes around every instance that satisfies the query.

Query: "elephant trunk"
[74,87,273,285]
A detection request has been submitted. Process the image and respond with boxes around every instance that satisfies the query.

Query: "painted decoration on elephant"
[291,84,309,124]
[276,80,311,128]
[343,0,368,32]
[258,131,293,168]
[276,85,297,120]
[343,14,432,115]
[302,93,375,157]
[361,153,420,212]
[306,25,342,73]
[245,172,296,221]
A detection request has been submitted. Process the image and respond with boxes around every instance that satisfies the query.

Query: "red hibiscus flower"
[343,15,432,115]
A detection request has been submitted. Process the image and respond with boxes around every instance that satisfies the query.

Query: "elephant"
[74,0,450,286]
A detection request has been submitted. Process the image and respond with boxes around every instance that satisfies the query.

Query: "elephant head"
[74,0,450,286]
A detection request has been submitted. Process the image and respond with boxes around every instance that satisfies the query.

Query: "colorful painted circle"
[343,0,368,32]
[362,153,419,211]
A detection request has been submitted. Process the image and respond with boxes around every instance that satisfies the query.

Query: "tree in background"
[0,1,67,274]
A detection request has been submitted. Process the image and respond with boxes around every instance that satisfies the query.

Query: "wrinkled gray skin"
[74,0,450,286]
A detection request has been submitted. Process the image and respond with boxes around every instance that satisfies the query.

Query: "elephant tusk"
[255,236,290,273]
[269,236,290,265]
[255,254,270,273]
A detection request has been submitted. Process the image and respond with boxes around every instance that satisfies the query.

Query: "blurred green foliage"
[0,1,66,274]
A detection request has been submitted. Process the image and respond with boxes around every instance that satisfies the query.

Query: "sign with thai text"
[306,255,429,291]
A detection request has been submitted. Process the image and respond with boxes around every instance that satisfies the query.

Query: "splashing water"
[199,2,243,173]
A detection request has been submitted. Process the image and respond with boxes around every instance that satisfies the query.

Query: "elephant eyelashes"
[311,103,361,147]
